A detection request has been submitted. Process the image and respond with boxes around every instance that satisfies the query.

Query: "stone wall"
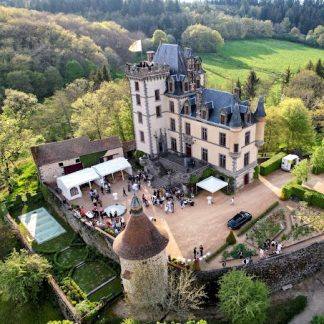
[42,185,120,263]
[197,241,324,304]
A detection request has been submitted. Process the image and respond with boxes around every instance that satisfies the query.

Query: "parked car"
[281,154,300,172]
[227,211,252,230]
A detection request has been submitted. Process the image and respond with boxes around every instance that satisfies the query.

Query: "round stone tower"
[113,195,169,309]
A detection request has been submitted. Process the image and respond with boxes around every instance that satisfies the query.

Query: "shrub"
[226,231,236,245]
[253,165,260,179]
[281,182,324,208]
[200,167,216,180]
[311,315,324,324]
[133,150,145,159]
[229,243,255,259]
[205,242,229,263]
[75,299,99,317]
[260,152,286,176]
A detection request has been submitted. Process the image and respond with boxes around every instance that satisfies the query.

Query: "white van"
[281,154,300,172]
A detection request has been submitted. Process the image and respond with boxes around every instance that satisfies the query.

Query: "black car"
[227,211,252,230]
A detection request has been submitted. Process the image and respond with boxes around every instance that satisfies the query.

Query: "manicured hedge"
[237,201,280,236]
[281,182,324,208]
[205,242,229,263]
[260,152,286,176]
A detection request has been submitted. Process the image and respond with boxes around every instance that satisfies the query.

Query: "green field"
[201,39,324,90]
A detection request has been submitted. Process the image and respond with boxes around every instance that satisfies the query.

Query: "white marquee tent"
[56,157,133,201]
[57,168,100,200]
[196,176,228,194]
[92,157,132,181]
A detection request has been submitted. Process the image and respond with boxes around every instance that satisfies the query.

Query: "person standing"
[193,247,197,259]
[199,244,204,257]
[123,187,127,197]
[230,196,234,205]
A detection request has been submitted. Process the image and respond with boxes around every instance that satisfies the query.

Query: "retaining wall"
[197,241,324,304]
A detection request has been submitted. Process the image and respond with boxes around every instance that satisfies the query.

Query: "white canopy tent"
[57,168,100,200]
[196,176,228,195]
[92,157,132,182]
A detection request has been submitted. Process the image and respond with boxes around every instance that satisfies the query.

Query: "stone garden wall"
[197,241,324,304]
[42,184,120,263]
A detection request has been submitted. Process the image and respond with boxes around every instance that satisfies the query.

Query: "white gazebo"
[196,176,228,202]
[57,168,100,200]
[92,157,132,182]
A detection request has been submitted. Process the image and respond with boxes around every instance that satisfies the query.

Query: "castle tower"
[254,96,266,148]
[113,195,169,308]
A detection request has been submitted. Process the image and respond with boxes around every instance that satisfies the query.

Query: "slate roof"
[153,44,187,74]
[254,96,266,118]
[113,195,169,260]
[229,103,242,128]
[181,88,250,126]
[31,136,122,167]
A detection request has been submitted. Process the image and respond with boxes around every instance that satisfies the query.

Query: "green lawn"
[56,246,88,268]
[201,39,324,90]
[72,260,116,294]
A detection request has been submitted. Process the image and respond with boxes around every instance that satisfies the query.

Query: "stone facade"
[120,250,168,307]
[126,44,266,190]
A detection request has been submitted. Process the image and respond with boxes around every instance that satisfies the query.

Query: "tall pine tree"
[315,59,324,78]
[244,70,259,99]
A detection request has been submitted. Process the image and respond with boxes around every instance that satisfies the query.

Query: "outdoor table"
[86,211,94,219]
[104,204,126,217]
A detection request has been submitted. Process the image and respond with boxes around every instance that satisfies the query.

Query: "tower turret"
[113,195,169,309]
[254,96,266,148]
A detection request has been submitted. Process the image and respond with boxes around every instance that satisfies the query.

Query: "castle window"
[220,114,226,125]
[185,122,191,135]
[245,131,251,145]
[170,118,176,131]
[169,82,174,93]
[139,131,145,142]
[171,138,177,151]
[156,106,161,118]
[135,81,139,91]
[244,152,250,166]
[219,154,226,168]
[138,112,143,124]
[201,110,207,120]
[169,101,174,113]
[155,89,160,101]
[58,162,64,167]
[75,158,80,163]
[202,148,208,162]
[234,143,239,153]
[70,187,78,197]
[184,103,190,115]
[201,127,208,141]
[184,82,189,92]
[136,94,141,105]
[196,77,200,88]
[219,133,226,147]
[246,112,252,123]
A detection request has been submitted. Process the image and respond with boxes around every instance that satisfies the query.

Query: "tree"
[152,29,168,46]
[44,66,63,94]
[315,59,324,78]
[234,78,242,99]
[279,98,315,152]
[284,70,324,109]
[181,24,224,53]
[282,66,292,86]
[226,231,236,245]
[311,315,324,324]
[65,59,85,83]
[263,105,283,153]
[292,159,310,184]
[306,60,314,70]
[244,70,259,98]
[0,249,51,304]
[218,270,270,324]
[311,141,324,174]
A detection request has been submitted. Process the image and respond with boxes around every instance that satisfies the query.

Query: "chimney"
[146,51,155,62]
[233,86,241,101]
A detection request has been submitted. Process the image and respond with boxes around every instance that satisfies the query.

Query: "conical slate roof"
[113,195,169,260]
[254,96,266,118]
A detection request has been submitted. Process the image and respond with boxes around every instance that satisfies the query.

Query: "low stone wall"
[42,184,119,263]
[197,241,324,304]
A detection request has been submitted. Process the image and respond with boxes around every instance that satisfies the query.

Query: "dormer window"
[184,82,189,92]
[220,114,226,125]
[201,110,207,120]
[184,102,190,115]
[246,112,252,124]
